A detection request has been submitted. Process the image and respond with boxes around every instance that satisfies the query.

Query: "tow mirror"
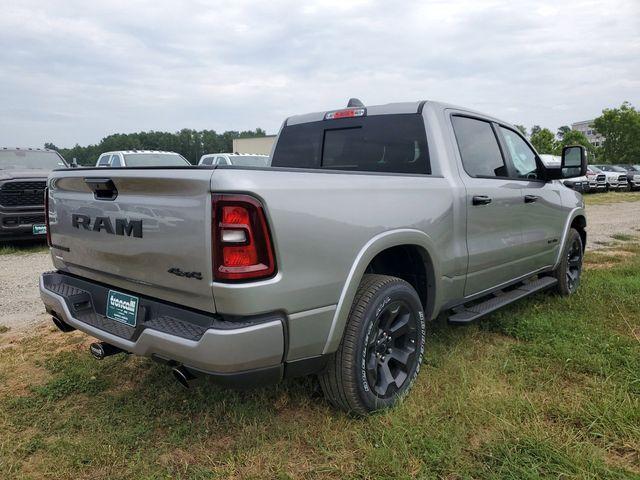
[542,145,587,181]
[561,145,587,179]
[71,158,79,168]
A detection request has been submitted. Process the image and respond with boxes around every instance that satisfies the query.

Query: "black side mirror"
[560,145,587,178]
[541,145,587,181]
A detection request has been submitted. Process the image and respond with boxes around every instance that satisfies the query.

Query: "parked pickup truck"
[1,148,68,241]
[40,100,588,414]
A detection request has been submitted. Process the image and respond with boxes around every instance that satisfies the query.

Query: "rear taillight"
[44,187,51,247]
[212,194,276,282]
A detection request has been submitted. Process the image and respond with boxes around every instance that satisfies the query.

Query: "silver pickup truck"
[40,100,588,414]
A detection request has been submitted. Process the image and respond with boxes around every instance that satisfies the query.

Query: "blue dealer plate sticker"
[32,224,47,235]
[106,290,139,327]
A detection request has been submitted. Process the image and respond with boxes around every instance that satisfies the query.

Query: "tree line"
[45,101,639,166]
[514,102,640,164]
[45,128,267,166]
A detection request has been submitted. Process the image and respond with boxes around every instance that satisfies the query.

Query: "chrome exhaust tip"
[89,342,122,360]
[172,365,196,389]
[51,313,75,333]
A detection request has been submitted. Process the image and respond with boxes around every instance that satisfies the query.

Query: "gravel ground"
[0,251,52,333]
[0,201,638,334]
[585,201,640,248]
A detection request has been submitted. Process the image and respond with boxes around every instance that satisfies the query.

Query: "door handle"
[472,195,492,206]
[84,177,118,200]
[524,195,538,203]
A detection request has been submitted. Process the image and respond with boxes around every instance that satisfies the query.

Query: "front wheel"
[319,274,426,415]
[553,228,584,296]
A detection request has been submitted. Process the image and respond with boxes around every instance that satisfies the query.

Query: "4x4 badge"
[167,268,203,280]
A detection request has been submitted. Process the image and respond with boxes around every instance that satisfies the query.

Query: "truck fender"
[553,207,587,269]
[321,229,441,355]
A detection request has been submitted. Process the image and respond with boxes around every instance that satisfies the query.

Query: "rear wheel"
[319,274,426,415]
[553,228,583,296]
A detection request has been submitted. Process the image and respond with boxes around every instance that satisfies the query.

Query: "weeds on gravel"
[585,191,640,206]
[0,325,9,334]
[0,246,638,479]
[0,243,48,255]
[611,233,635,242]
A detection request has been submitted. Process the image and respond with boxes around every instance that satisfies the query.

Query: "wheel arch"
[553,208,587,269]
[571,214,587,251]
[322,229,440,354]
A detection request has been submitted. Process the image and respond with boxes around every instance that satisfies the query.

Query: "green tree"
[557,125,571,140]
[514,124,527,137]
[529,128,556,154]
[50,128,267,165]
[530,125,542,136]
[593,101,640,163]
[555,129,593,159]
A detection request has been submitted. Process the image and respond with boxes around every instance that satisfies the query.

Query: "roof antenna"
[347,98,364,108]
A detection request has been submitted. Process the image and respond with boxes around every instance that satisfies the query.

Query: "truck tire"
[553,228,583,296]
[319,274,426,415]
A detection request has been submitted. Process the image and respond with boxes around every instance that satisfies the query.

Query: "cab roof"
[285,99,513,128]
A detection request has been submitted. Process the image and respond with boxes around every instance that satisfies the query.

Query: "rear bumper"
[40,271,286,382]
[0,208,46,241]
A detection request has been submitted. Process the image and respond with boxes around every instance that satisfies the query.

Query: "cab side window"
[201,157,213,165]
[110,155,123,167]
[451,116,507,178]
[97,155,111,167]
[499,127,539,179]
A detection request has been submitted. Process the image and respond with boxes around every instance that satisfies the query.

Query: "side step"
[447,276,558,325]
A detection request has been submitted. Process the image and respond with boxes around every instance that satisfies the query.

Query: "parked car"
[584,166,607,192]
[589,165,625,191]
[562,175,589,193]
[198,153,270,167]
[591,164,630,191]
[41,99,587,414]
[96,150,191,167]
[0,148,68,242]
[615,164,640,190]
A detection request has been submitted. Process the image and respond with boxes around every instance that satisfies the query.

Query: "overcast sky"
[1,0,638,148]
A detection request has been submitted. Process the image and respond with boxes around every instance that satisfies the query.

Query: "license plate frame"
[106,290,139,327]
[32,224,47,235]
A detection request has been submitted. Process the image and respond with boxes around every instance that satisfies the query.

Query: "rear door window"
[451,116,507,178]
[272,114,430,174]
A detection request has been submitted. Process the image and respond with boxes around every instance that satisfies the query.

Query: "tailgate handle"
[84,178,118,200]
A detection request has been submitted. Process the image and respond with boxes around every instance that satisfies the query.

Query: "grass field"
[584,191,640,206]
[1,244,639,479]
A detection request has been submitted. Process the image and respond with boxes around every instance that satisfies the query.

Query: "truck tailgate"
[47,168,216,313]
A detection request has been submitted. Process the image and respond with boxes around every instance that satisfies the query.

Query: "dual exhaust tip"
[52,314,197,389]
[89,341,196,388]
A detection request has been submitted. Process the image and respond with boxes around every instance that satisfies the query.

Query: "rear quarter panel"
[210,168,467,322]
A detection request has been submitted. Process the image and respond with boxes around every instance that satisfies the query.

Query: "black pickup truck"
[0,148,68,241]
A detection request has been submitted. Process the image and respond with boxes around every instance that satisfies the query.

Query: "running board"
[447,276,558,325]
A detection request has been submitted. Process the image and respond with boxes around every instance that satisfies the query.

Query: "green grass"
[585,191,640,206]
[0,242,48,256]
[1,247,639,479]
[611,233,636,242]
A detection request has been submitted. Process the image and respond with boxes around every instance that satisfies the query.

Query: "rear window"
[229,155,270,167]
[123,153,190,167]
[271,114,430,174]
